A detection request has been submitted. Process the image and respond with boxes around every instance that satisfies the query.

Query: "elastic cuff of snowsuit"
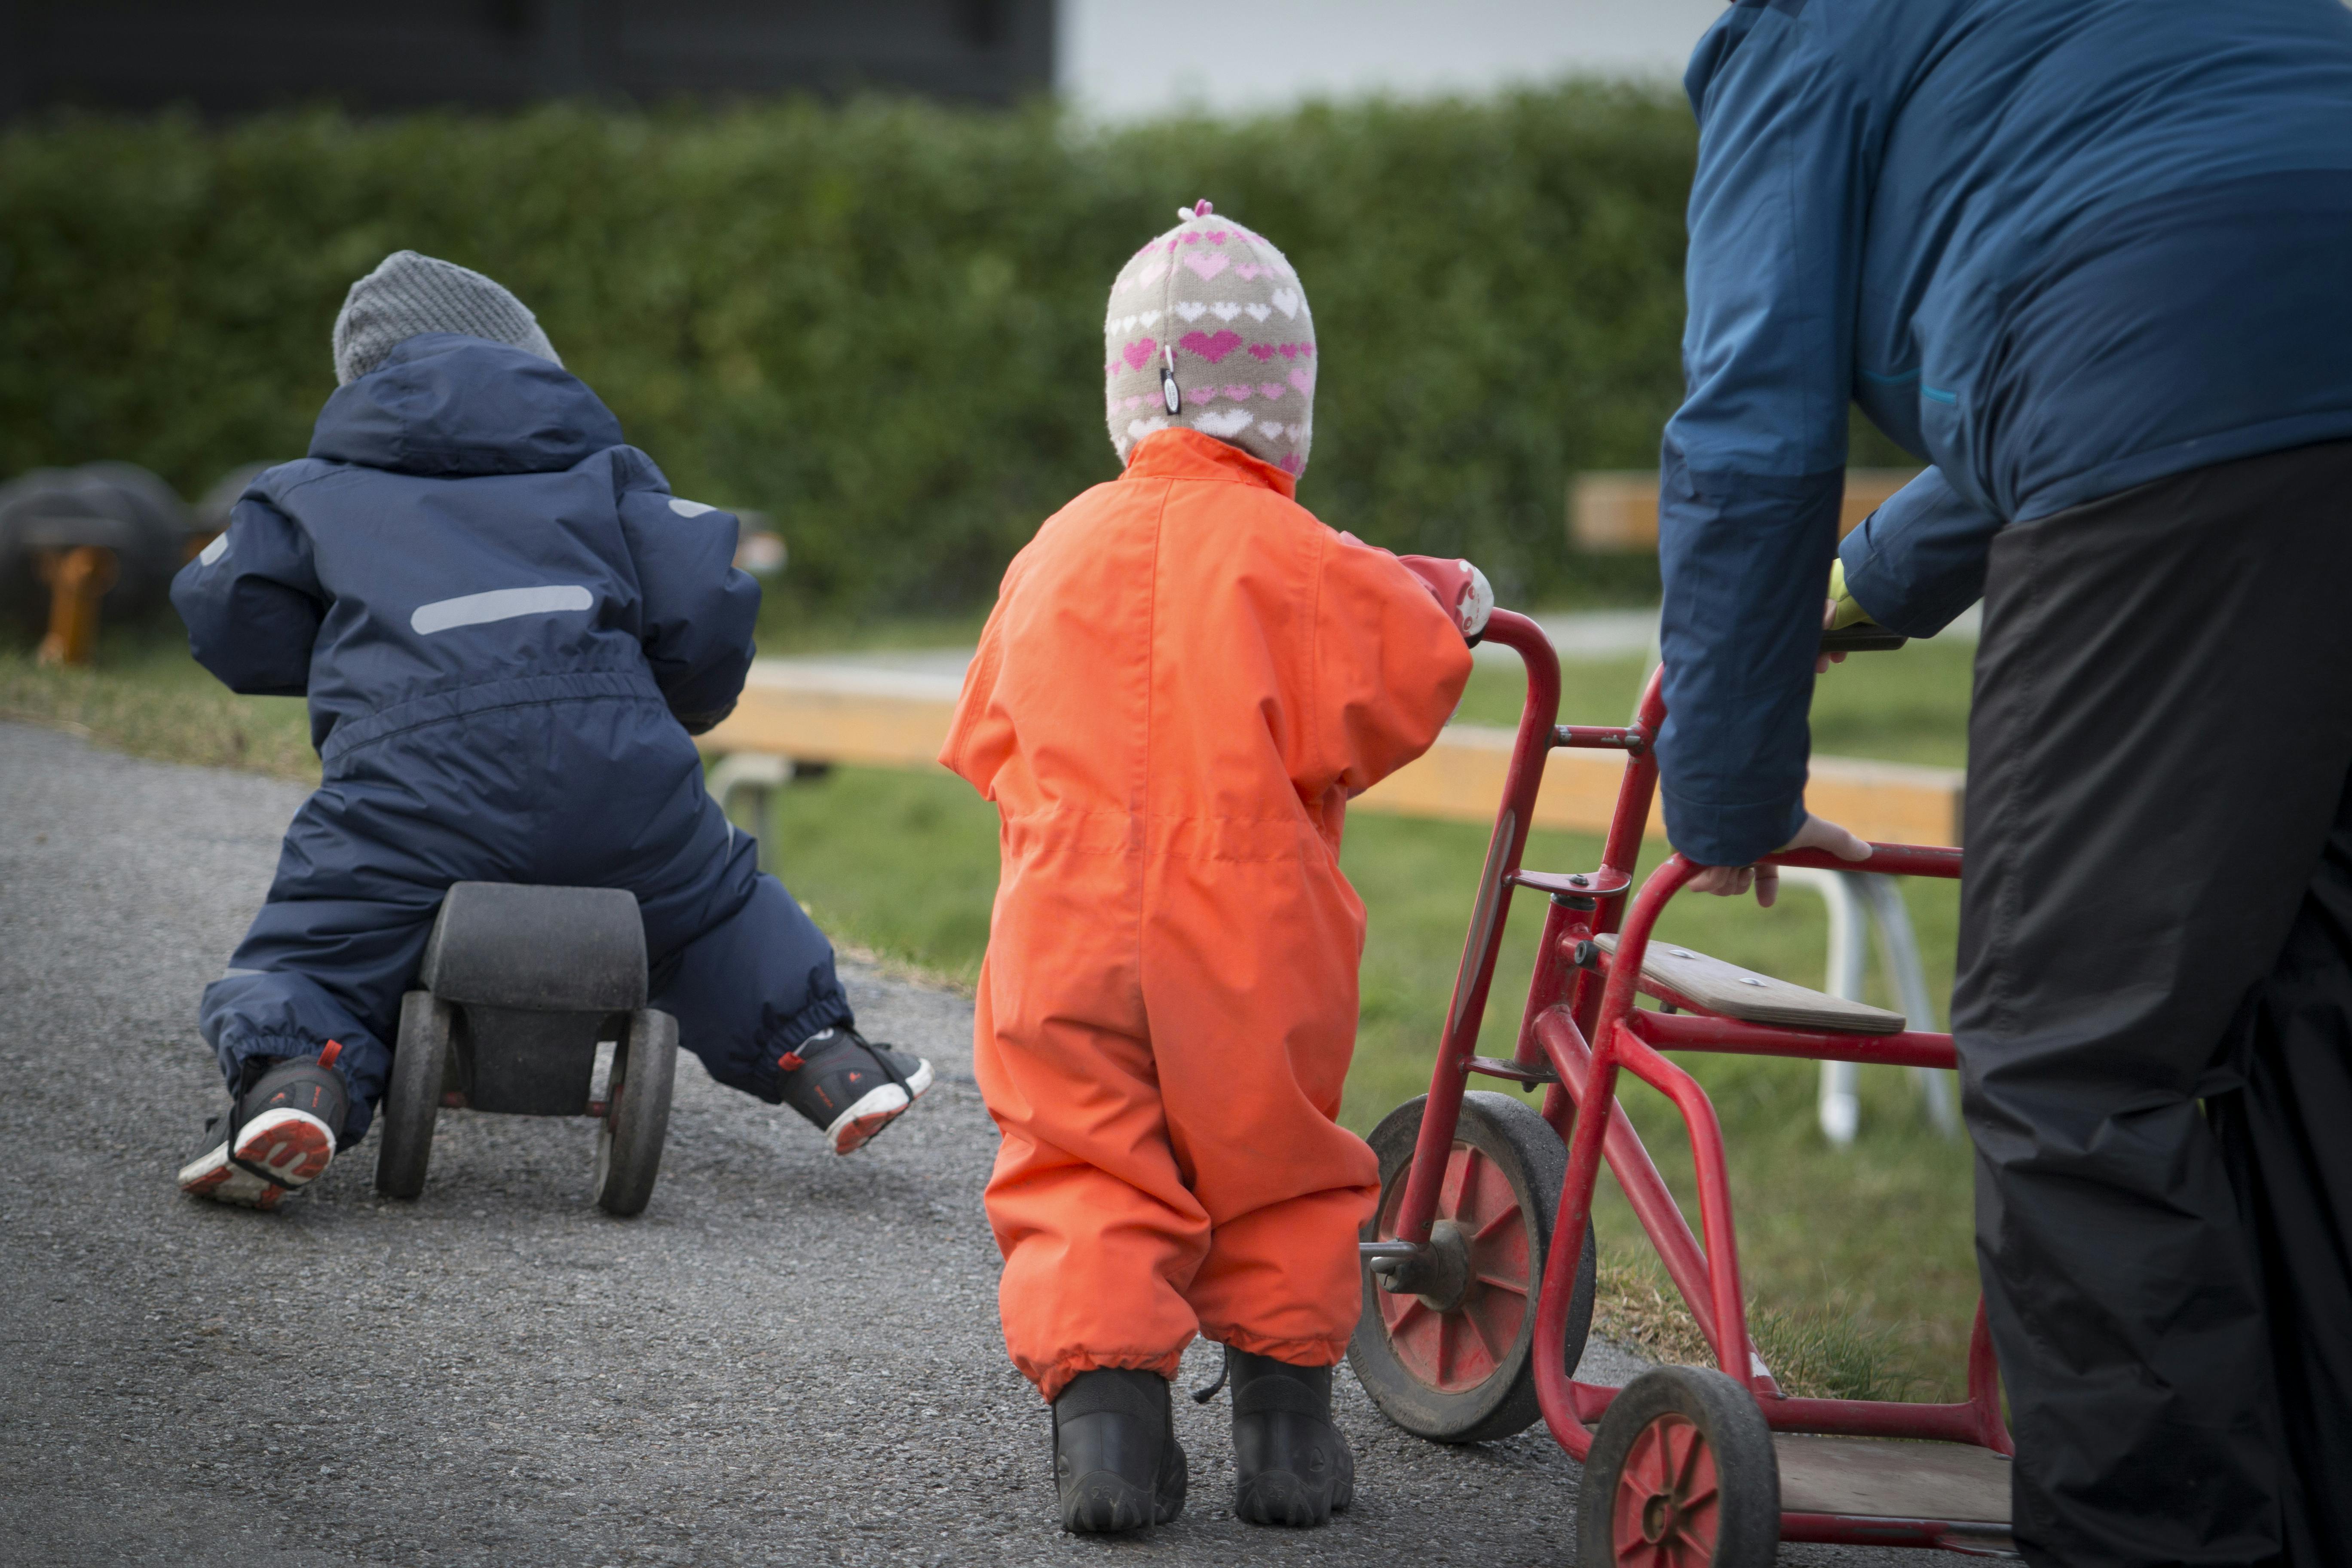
[734,993,860,1104]
[1203,1328,1349,1370]
[1030,1350,1187,1404]
[211,1029,381,1145]
[214,1027,323,1072]
[674,701,735,737]
[1657,784,1809,873]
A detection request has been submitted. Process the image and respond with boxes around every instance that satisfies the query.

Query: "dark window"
[0,0,1056,117]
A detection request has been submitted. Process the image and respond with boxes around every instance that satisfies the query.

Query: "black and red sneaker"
[177,1044,350,1210]
[775,1026,933,1155]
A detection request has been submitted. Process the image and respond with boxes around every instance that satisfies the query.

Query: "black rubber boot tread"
[1051,1369,1186,1533]
[1229,1351,1354,1527]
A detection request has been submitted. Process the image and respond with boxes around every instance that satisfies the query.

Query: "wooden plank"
[1347,723,1963,848]
[1801,754,1966,848]
[1570,469,1923,553]
[1773,1434,2011,1528]
[1348,724,1630,835]
[1594,933,1905,1035]
[699,662,964,770]
[699,662,1966,848]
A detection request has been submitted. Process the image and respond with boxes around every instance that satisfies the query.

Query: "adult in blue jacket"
[1658,2,2352,1561]
[174,253,931,1213]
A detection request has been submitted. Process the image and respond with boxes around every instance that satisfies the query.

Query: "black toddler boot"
[1051,1369,1187,1533]
[1228,1349,1354,1527]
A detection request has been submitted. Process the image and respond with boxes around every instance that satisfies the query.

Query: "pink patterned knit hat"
[1103,200,1317,478]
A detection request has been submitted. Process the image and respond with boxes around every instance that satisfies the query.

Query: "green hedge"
[0,89,1705,617]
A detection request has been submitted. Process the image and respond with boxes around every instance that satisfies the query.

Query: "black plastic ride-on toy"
[374,882,678,1217]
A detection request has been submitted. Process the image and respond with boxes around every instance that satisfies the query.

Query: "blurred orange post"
[34,545,118,667]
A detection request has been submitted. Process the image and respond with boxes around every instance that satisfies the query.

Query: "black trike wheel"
[375,990,450,1199]
[1348,1090,1596,1443]
[594,1008,676,1217]
[1576,1365,1780,1568]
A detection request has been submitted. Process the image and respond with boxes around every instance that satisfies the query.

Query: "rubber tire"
[594,1008,676,1217]
[376,991,450,1200]
[1348,1090,1596,1443]
[1576,1366,1780,1568]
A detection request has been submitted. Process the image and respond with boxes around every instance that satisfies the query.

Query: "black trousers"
[1958,438,2352,1567]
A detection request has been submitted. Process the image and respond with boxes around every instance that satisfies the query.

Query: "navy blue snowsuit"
[174,334,853,1142]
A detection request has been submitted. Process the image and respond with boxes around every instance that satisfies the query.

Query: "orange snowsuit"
[940,428,1473,1399]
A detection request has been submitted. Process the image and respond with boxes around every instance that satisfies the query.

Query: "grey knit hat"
[1104,201,1315,478]
[331,251,561,386]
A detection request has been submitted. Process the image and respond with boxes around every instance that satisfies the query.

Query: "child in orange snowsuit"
[941,201,1489,1534]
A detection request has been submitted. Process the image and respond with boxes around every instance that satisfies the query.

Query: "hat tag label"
[1161,344,1182,415]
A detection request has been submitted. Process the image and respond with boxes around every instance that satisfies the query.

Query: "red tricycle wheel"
[1610,1412,1718,1565]
[1375,1137,1533,1389]
[1348,1092,1595,1444]
[1577,1366,1779,1568]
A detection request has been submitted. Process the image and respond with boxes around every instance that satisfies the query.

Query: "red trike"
[1348,609,2012,1564]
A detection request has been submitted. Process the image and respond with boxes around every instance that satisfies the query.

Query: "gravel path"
[0,722,1912,1565]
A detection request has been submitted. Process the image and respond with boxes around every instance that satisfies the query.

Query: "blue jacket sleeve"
[170,494,323,697]
[1656,6,1872,867]
[1837,467,1998,637]
[612,453,760,735]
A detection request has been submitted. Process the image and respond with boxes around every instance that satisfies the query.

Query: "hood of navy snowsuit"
[173,334,760,763]
[1653,0,2352,866]
[168,335,854,1141]
[312,331,614,476]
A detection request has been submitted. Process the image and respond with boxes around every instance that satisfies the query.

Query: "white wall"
[1057,0,1728,119]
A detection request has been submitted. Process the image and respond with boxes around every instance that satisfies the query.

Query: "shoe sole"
[1234,1471,1341,1528]
[1062,1472,1182,1534]
[824,1059,934,1155]
[177,1108,336,1210]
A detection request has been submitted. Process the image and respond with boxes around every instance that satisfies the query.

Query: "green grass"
[765,763,1003,987]
[6,617,1984,1402]
[0,624,315,780]
[763,638,1982,1401]
[772,765,1977,1400]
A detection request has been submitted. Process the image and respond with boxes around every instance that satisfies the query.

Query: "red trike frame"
[1384,609,2008,1554]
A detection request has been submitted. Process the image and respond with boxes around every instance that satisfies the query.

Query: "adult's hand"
[1814,597,1849,674]
[1687,812,1872,907]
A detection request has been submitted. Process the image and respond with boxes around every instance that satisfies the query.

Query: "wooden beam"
[1347,725,1963,847]
[702,661,1966,848]
[1571,469,1925,554]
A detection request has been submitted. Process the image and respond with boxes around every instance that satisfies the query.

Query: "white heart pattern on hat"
[1105,201,1315,477]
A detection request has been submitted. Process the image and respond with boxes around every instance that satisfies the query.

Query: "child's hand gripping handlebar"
[1399,555,1494,643]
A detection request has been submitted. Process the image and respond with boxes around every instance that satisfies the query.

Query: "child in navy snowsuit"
[175,251,931,1209]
